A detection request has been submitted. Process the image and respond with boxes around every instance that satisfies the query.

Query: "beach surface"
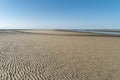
[0,30,120,80]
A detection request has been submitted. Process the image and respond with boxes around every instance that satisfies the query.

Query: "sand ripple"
[0,30,120,80]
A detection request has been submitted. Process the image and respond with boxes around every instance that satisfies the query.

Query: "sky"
[0,0,120,29]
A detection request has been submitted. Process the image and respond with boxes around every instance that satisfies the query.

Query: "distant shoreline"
[0,29,120,37]
[54,29,120,35]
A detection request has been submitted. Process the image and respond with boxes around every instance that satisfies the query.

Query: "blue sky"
[0,0,120,29]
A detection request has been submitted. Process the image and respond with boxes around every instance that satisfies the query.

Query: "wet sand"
[0,30,120,80]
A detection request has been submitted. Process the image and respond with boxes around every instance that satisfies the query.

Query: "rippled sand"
[0,30,120,80]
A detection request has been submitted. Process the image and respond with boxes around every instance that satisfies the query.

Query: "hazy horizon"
[0,0,120,29]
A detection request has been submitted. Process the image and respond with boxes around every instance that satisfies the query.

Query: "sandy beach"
[0,30,120,80]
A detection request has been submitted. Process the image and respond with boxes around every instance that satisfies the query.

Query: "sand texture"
[0,30,120,80]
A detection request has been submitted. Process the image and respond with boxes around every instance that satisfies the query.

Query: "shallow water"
[71,29,120,35]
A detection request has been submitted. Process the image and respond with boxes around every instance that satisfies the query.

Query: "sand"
[0,30,120,80]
